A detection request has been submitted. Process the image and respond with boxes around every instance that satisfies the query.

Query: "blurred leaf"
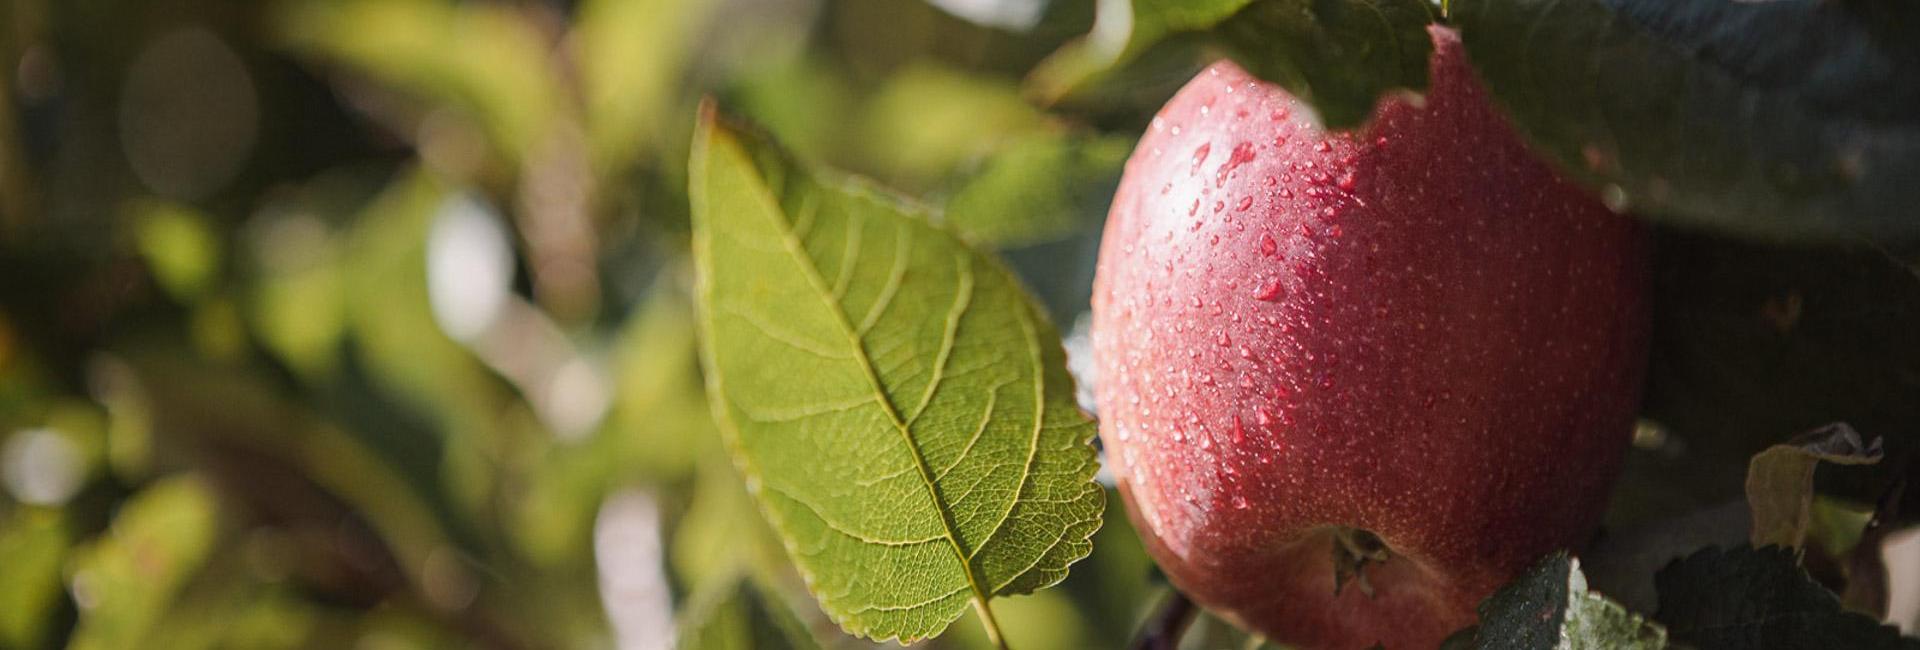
[728,56,859,162]
[278,0,560,162]
[0,508,68,648]
[671,459,780,591]
[67,475,222,650]
[1030,0,1435,129]
[1747,423,1883,550]
[858,64,1053,188]
[1641,232,1920,504]
[574,0,715,172]
[247,216,348,378]
[941,133,1131,247]
[690,109,1104,641]
[1450,0,1920,242]
[131,200,221,302]
[677,574,822,650]
[948,592,1089,650]
[1442,552,1669,650]
[1655,545,1920,649]
[342,171,500,440]
[517,280,719,563]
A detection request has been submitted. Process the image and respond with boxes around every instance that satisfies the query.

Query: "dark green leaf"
[1746,423,1883,550]
[1450,0,1920,241]
[1655,545,1919,649]
[1030,0,1436,129]
[1209,0,1435,128]
[689,107,1104,642]
[1444,552,1669,649]
[941,133,1132,247]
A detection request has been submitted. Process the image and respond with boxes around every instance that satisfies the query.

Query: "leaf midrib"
[729,134,1002,616]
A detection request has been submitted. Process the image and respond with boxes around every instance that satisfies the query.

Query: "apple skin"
[1090,28,1650,649]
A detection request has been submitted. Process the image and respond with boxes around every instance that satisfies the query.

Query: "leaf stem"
[973,597,1009,650]
[1130,589,1198,650]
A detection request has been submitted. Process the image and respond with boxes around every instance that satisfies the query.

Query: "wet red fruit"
[1091,28,1650,649]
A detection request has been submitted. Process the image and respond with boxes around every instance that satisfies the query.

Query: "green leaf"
[1030,0,1436,129]
[131,200,221,302]
[689,107,1104,642]
[1443,552,1670,649]
[67,475,222,650]
[941,133,1132,247]
[277,0,560,161]
[1655,546,1920,649]
[1208,0,1436,128]
[573,0,715,172]
[857,64,1054,190]
[1639,232,1920,505]
[1450,0,1920,241]
[1746,423,1883,551]
[0,509,68,648]
[676,575,823,650]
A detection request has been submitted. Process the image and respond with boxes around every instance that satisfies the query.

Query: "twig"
[1131,589,1199,650]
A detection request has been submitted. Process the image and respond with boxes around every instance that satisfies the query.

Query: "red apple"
[1091,28,1649,649]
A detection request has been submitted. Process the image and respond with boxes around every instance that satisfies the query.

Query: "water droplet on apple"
[1217,141,1257,187]
[1255,279,1285,302]
[1190,142,1212,176]
[1236,196,1254,212]
[1231,494,1249,509]
[1260,233,1278,256]
[1231,415,1246,443]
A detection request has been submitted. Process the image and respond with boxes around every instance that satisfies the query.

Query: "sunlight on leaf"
[690,106,1103,642]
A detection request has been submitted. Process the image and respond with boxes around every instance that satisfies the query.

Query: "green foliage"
[690,110,1104,641]
[942,133,1133,247]
[1032,0,1435,129]
[1443,553,1669,650]
[1449,0,1920,242]
[0,508,67,648]
[66,476,222,650]
[1655,546,1920,649]
[6,0,1920,647]
[677,574,823,650]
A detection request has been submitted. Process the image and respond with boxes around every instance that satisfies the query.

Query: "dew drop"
[1231,494,1249,509]
[1255,407,1273,427]
[1314,141,1332,153]
[1189,199,1200,216]
[1337,171,1357,191]
[1259,233,1278,256]
[1279,188,1294,199]
[1236,196,1254,212]
[1212,200,1225,213]
[1190,142,1212,176]
[1217,331,1231,347]
[1231,415,1246,444]
[1255,279,1285,302]
[1216,142,1258,187]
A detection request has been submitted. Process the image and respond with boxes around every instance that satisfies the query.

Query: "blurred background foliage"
[7,0,1919,648]
[0,0,1204,647]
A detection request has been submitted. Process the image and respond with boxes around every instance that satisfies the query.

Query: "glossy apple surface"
[1091,28,1650,649]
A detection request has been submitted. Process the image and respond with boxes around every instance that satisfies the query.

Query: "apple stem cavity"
[1330,527,1393,598]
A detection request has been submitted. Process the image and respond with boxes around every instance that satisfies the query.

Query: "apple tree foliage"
[2,0,1916,647]
[688,0,1920,647]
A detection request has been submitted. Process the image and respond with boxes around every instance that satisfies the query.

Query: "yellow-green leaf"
[689,106,1104,643]
[1746,423,1883,550]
